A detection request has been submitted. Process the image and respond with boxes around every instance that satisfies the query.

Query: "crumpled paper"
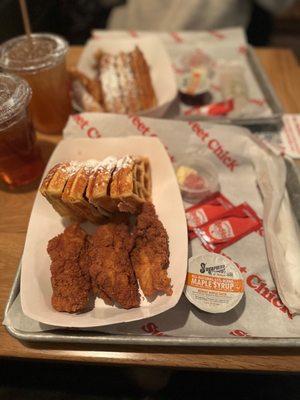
[4,112,300,339]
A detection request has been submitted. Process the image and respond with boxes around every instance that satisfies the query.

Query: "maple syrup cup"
[0,33,72,135]
[185,253,244,314]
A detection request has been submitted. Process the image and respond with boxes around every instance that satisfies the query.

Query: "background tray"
[164,46,283,129]
[74,31,283,130]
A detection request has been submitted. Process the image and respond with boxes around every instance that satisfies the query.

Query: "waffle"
[61,161,108,223]
[85,156,119,213]
[94,46,157,114]
[130,47,157,110]
[69,68,103,103]
[69,68,104,112]
[40,156,152,222]
[40,162,76,220]
[110,155,151,214]
[95,52,127,114]
[115,52,141,113]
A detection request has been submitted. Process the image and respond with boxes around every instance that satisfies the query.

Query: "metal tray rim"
[5,264,300,348]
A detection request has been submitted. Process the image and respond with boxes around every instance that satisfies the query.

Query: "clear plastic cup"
[0,73,44,187]
[0,33,72,135]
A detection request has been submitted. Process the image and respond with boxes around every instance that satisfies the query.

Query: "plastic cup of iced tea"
[0,72,44,188]
[0,33,72,135]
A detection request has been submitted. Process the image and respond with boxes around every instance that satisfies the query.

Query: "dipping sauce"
[175,157,219,203]
[179,67,212,106]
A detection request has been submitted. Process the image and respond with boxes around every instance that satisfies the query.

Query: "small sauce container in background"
[178,67,212,106]
[185,253,244,314]
[175,156,219,203]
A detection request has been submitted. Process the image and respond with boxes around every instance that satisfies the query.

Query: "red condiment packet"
[184,99,234,117]
[185,193,234,240]
[193,203,262,252]
[205,98,234,116]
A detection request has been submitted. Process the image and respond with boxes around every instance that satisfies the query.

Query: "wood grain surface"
[1,46,300,371]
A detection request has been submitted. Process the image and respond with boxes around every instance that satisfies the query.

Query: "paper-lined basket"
[74,35,177,118]
[21,136,188,328]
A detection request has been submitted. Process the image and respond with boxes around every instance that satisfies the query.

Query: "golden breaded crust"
[131,202,172,298]
[40,156,151,221]
[47,223,93,313]
[110,156,151,213]
[88,222,140,309]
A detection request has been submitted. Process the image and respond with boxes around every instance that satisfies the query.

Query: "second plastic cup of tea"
[0,72,43,188]
[0,33,72,135]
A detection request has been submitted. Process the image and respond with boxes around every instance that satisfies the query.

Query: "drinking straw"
[18,0,33,48]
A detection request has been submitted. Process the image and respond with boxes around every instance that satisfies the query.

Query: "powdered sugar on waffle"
[115,155,134,172]
[100,54,126,113]
[61,159,99,175]
[96,156,117,172]
[60,156,130,176]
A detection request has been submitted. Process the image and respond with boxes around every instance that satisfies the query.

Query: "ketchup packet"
[186,193,234,240]
[193,203,262,252]
[184,99,234,117]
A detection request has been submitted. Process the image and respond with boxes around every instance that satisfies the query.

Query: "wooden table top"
[1,46,300,372]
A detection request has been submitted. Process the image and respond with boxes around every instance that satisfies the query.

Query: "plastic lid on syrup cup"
[185,253,244,314]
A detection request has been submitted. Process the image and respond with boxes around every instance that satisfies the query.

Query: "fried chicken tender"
[131,202,172,298]
[47,224,93,313]
[68,67,103,103]
[88,222,140,309]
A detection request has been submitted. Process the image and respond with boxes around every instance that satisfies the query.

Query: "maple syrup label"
[185,253,244,313]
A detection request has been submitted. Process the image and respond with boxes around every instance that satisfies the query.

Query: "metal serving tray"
[166,46,283,130]
[5,264,300,347]
[73,41,283,131]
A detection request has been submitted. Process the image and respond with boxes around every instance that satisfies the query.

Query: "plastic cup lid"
[0,72,31,126]
[0,33,69,73]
